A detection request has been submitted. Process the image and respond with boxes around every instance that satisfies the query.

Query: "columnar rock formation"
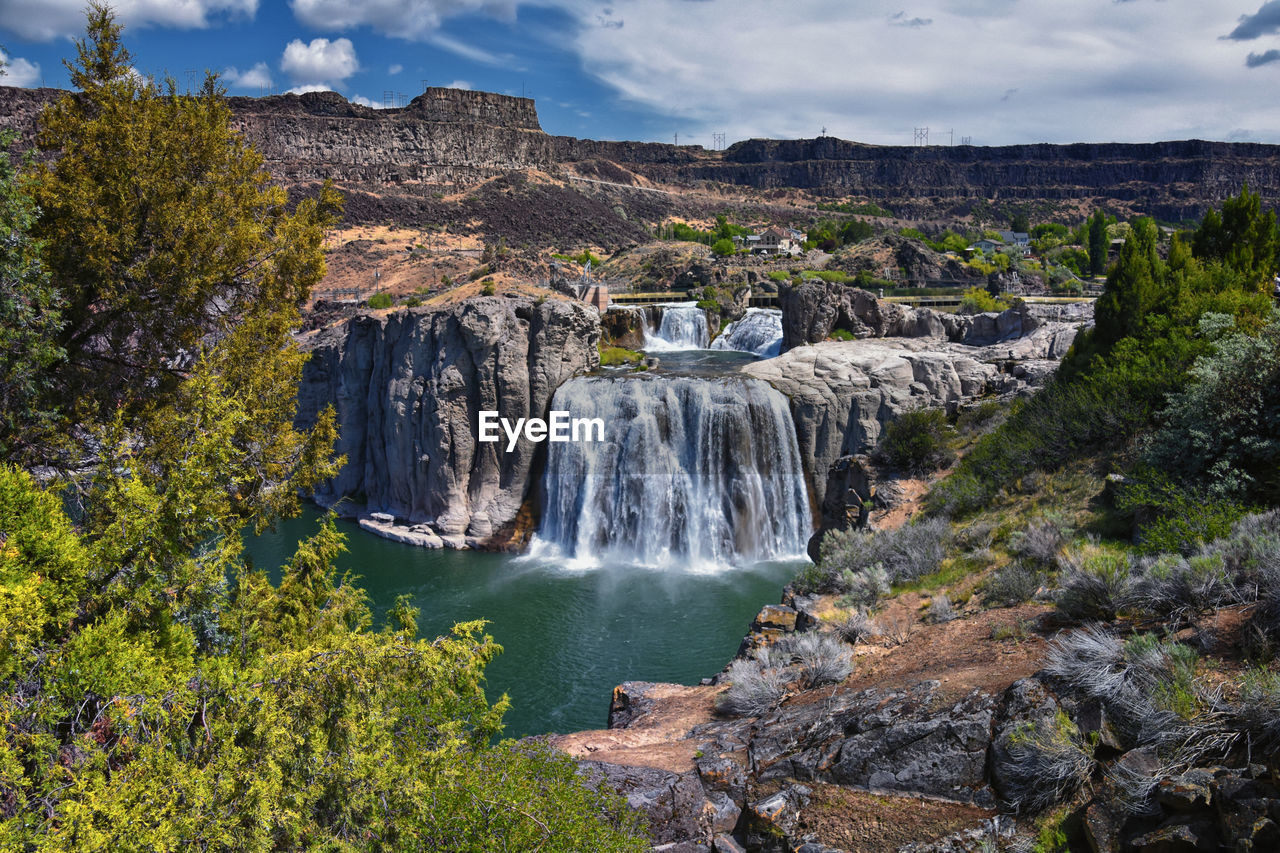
[294,297,600,548]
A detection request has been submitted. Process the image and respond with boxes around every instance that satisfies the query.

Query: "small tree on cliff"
[1087,209,1109,276]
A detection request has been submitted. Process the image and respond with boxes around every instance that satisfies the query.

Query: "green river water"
[244,505,803,739]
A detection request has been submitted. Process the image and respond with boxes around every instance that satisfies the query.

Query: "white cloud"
[289,0,515,41]
[389,63,404,75]
[0,0,257,42]
[0,52,41,88]
[281,37,360,87]
[540,0,1280,145]
[285,83,334,95]
[443,79,472,90]
[351,94,396,108]
[222,61,273,90]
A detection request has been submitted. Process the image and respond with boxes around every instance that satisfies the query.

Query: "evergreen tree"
[1087,209,1109,276]
[1192,183,1279,287]
[31,3,342,430]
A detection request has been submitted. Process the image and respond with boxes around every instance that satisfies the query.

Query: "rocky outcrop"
[779,281,1087,352]
[741,329,1076,513]
[294,296,599,548]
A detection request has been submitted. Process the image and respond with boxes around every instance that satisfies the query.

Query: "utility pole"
[185,69,196,93]
[949,128,954,146]
[421,79,429,94]
[820,126,827,137]
[674,133,678,146]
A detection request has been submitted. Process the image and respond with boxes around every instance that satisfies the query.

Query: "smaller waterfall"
[711,308,784,358]
[644,302,710,350]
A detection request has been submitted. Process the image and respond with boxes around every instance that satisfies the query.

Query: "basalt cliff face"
[294,297,600,548]
[4,84,1279,221]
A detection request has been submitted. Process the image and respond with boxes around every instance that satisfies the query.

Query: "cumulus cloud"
[547,0,1278,145]
[389,63,403,75]
[281,37,359,87]
[1246,48,1280,66]
[285,83,334,95]
[222,61,273,90]
[290,0,515,41]
[1226,1,1280,40]
[443,79,473,89]
[888,11,932,27]
[350,94,395,107]
[0,0,257,41]
[0,51,41,88]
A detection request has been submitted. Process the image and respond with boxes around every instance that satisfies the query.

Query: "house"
[750,226,804,257]
[968,238,1006,255]
[998,230,1032,255]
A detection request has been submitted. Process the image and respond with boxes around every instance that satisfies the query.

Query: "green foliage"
[366,291,393,309]
[806,218,873,251]
[659,214,751,247]
[600,345,643,366]
[481,279,497,296]
[711,237,736,256]
[1192,183,1279,286]
[0,10,647,849]
[828,328,856,341]
[1143,312,1280,506]
[31,5,342,433]
[958,286,1009,314]
[877,408,955,474]
[0,134,62,459]
[1087,209,1109,275]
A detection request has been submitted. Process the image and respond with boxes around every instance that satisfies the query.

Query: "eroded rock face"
[294,297,599,547]
[741,328,1076,511]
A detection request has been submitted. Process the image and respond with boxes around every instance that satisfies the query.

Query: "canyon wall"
[5,84,1280,221]
[294,297,600,548]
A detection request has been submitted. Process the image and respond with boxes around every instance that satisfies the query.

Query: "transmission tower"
[712,132,725,150]
[383,90,394,109]
[961,136,972,146]
[913,126,930,147]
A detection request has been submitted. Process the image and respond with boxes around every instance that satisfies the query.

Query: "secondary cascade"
[710,308,784,358]
[643,302,709,350]
[529,374,812,569]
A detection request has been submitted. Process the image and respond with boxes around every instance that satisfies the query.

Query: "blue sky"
[5,1,1280,147]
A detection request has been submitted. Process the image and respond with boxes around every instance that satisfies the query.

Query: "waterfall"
[710,308,784,358]
[529,375,812,570]
[643,302,709,350]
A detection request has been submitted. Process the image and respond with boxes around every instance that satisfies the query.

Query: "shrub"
[481,279,497,296]
[1055,548,1133,623]
[404,296,423,308]
[1011,518,1069,570]
[717,658,788,717]
[926,594,957,623]
[958,286,1009,314]
[778,632,854,688]
[828,328,856,342]
[831,609,879,645]
[995,710,1093,814]
[366,292,393,309]
[822,518,951,587]
[983,562,1043,608]
[711,238,735,257]
[877,408,955,475]
[599,346,642,367]
[838,564,890,610]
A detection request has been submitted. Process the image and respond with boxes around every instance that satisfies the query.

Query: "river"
[244,506,802,738]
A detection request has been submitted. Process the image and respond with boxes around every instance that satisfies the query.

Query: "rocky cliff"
[6,84,1280,222]
[294,296,599,548]
[750,288,1089,523]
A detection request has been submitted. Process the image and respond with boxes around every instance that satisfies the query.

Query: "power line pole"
[185,69,196,94]
[913,127,929,146]
[421,79,429,94]
[712,132,725,150]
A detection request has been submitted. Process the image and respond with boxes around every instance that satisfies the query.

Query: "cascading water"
[710,308,784,358]
[644,302,710,350]
[528,374,812,570]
